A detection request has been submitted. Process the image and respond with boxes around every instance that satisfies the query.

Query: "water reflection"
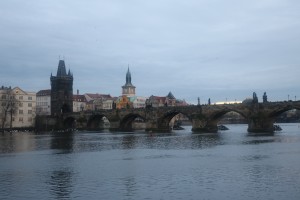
[121,176,137,199]
[141,133,222,150]
[242,139,275,145]
[240,155,270,162]
[50,133,74,153]
[0,133,36,153]
[47,170,74,200]
[121,135,137,149]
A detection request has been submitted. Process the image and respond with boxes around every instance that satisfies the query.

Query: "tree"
[0,87,18,132]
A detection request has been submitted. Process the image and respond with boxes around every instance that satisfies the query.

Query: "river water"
[0,123,300,200]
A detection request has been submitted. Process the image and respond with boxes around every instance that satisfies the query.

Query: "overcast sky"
[0,0,299,104]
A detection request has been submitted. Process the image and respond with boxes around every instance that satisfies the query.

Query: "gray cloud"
[0,0,299,104]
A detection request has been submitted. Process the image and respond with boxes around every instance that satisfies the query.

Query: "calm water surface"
[1,124,300,200]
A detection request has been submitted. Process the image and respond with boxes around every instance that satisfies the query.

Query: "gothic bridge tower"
[122,67,136,97]
[50,60,73,116]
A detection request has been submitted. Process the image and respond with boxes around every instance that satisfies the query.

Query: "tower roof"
[123,66,134,87]
[167,92,176,99]
[56,60,68,77]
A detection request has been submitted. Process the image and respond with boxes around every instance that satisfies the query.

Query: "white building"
[132,96,147,108]
[84,93,114,111]
[36,89,51,115]
[73,94,87,112]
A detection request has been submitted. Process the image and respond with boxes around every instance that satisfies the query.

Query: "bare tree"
[0,87,18,132]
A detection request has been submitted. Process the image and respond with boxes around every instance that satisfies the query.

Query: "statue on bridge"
[253,92,258,104]
[263,92,268,103]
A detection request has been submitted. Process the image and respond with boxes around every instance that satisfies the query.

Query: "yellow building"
[116,95,133,109]
[0,86,36,130]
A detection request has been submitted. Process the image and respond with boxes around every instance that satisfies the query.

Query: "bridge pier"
[109,120,121,132]
[145,120,171,132]
[247,117,275,134]
[191,118,218,133]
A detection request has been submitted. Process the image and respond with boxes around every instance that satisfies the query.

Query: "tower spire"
[126,66,132,85]
[56,60,67,77]
[122,65,135,96]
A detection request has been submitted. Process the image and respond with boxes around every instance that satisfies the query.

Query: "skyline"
[1,0,299,104]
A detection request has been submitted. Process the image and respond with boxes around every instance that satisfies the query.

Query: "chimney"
[77,89,79,95]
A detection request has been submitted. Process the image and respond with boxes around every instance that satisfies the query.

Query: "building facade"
[132,96,147,108]
[147,92,188,107]
[36,89,51,115]
[84,93,114,111]
[0,86,36,129]
[50,60,73,116]
[73,94,87,112]
[116,95,134,109]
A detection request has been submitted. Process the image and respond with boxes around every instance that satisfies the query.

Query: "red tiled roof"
[37,89,51,96]
[85,93,112,99]
[73,94,87,102]
[150,96,167,101]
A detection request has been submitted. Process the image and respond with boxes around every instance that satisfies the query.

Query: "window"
[28,103,32,107]
[1,102,6,106]
[19,110,23,114]
[19,103,23,107]
[19,96,23,100]
[28,96,32,100]
[28,117,32,122]
[28,110,32,114]
[19,117,23,122]
[1,95,6,100]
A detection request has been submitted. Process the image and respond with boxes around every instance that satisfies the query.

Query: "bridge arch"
[158,110,192,131]
[119,113,146,132]
[196,109,249,132]
[209,109,248,122]
[87,114,110,131]
[268,105,300,118]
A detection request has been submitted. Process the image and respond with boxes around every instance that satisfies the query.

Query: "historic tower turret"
[50,60,73,116]
[122,67,136,97]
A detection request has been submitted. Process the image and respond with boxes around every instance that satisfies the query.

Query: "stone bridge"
[36,101,300,134]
